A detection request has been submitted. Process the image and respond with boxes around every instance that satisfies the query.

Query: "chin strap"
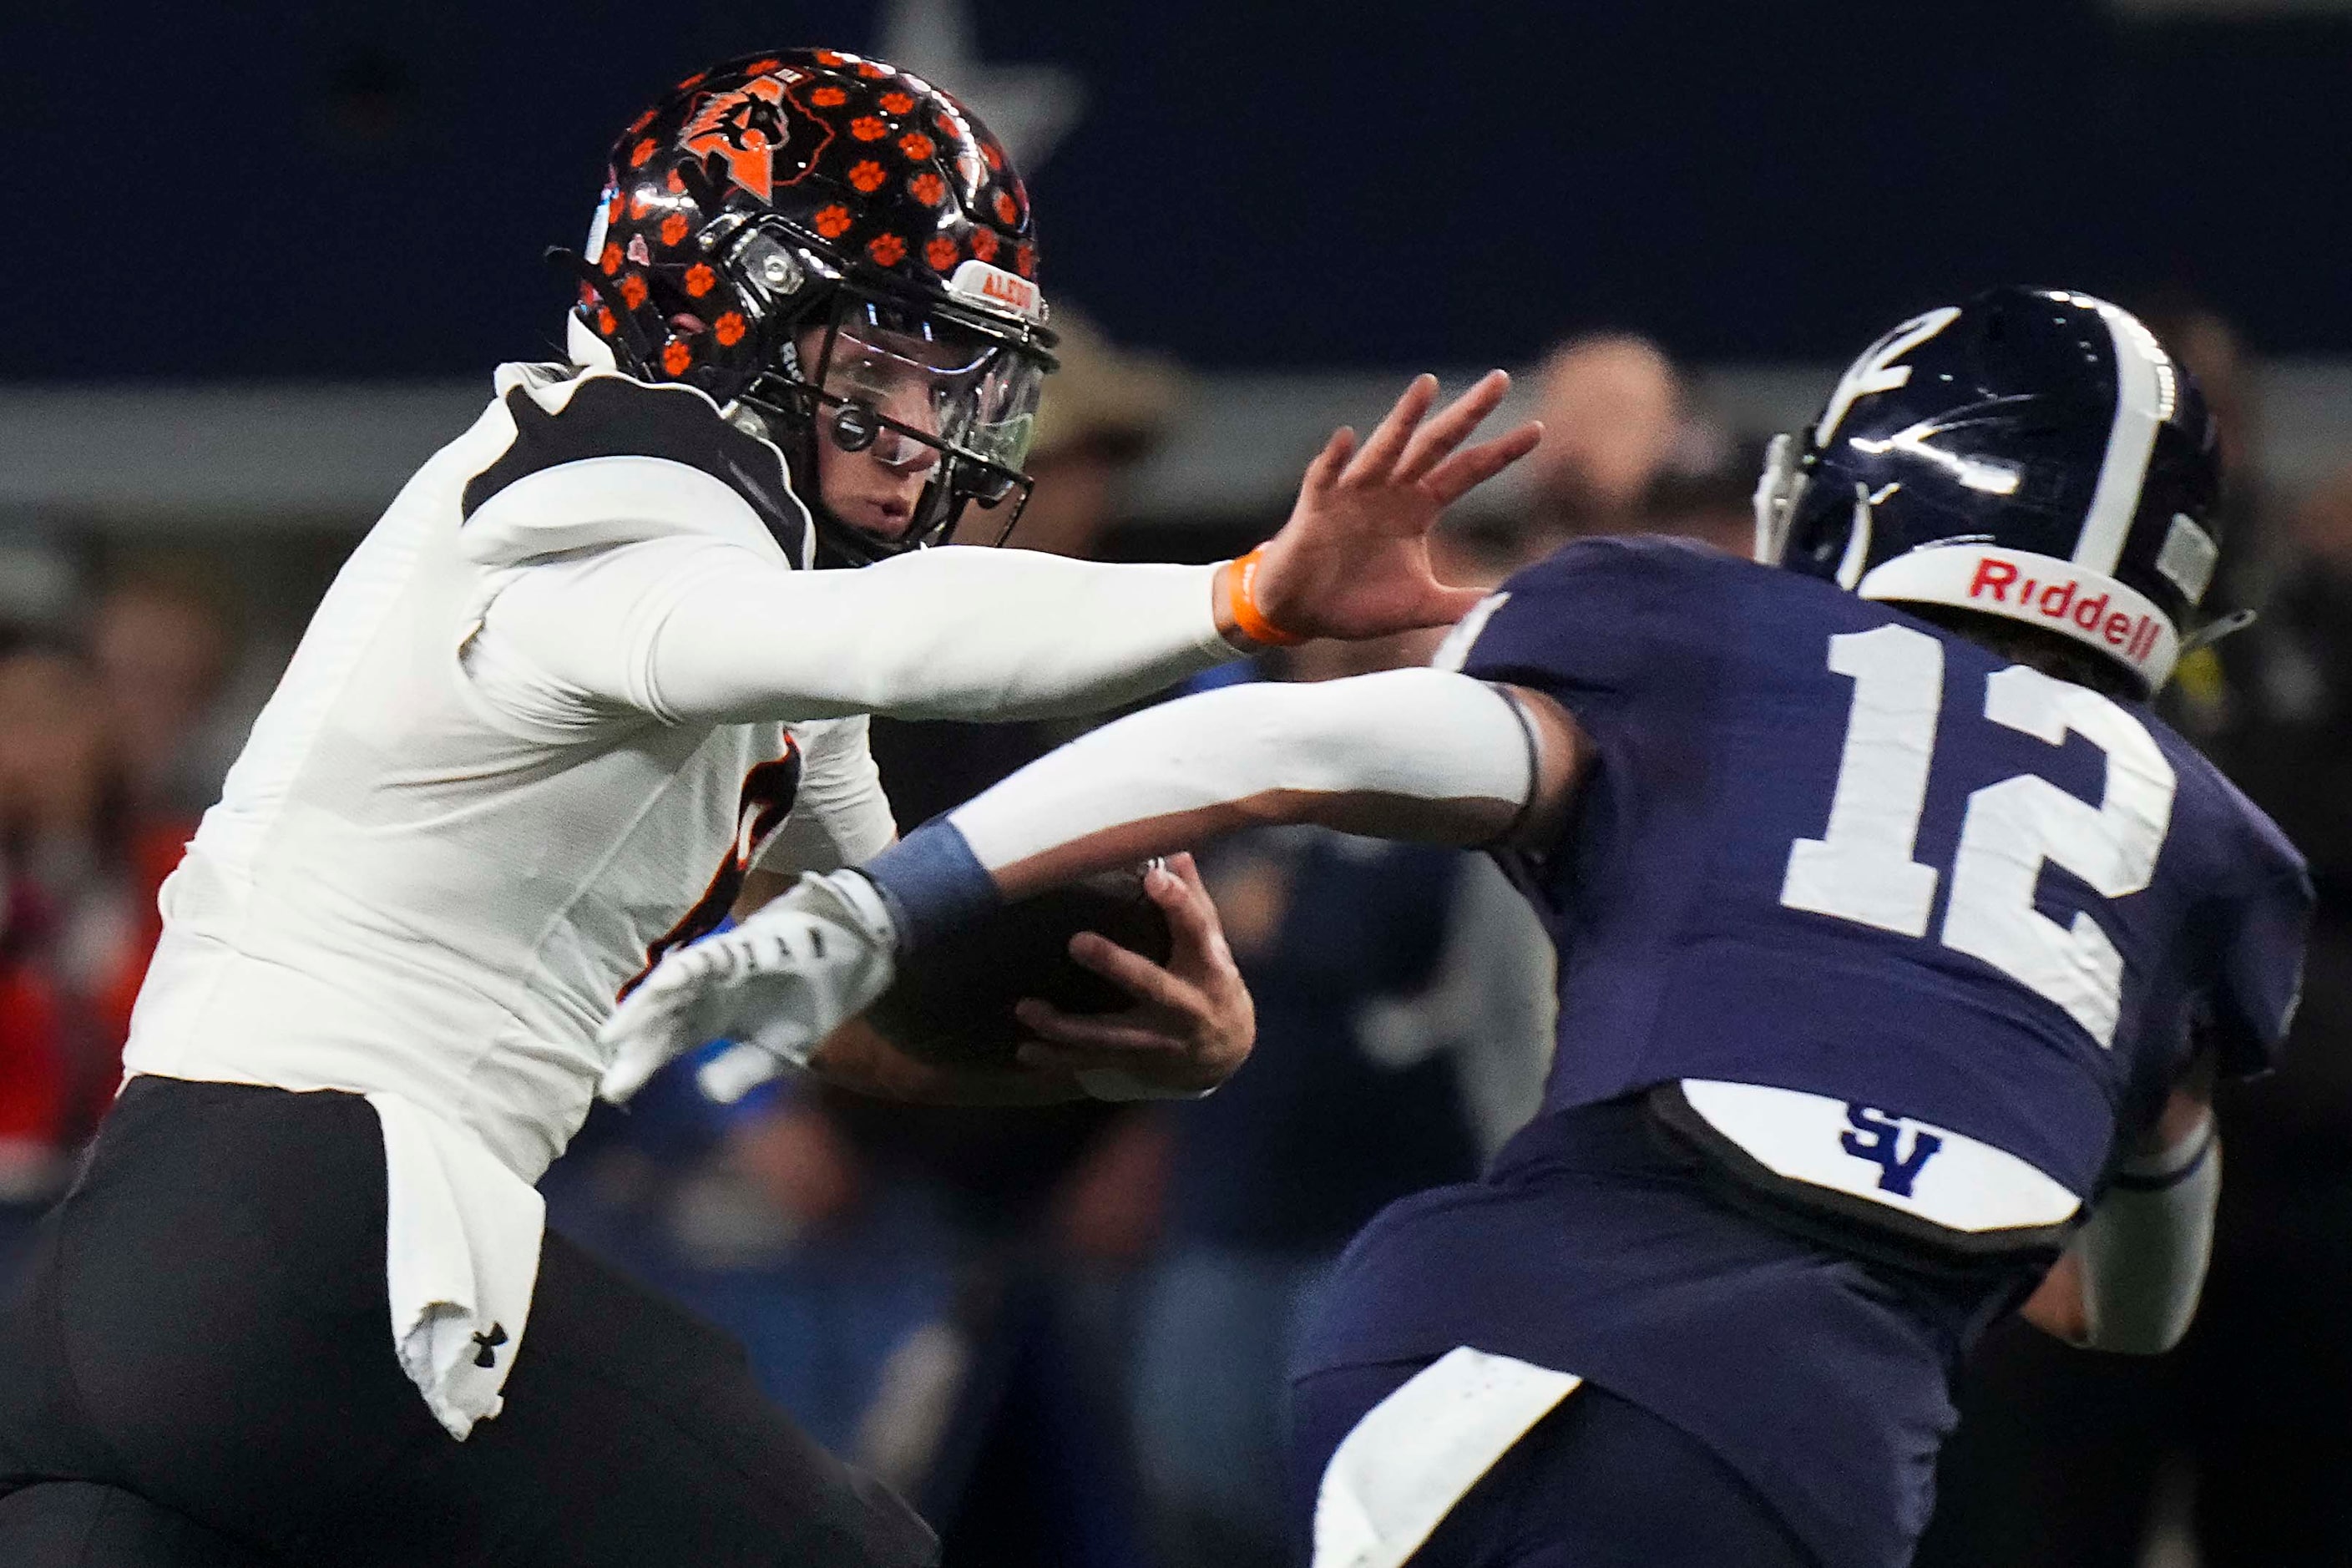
[2180,607,2258,654]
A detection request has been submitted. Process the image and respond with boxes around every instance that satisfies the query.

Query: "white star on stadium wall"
[876,0,1085,172]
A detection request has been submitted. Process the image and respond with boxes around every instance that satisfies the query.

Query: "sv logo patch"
[1839,1105,1945,1198]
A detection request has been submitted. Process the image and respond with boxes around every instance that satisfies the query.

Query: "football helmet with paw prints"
[565,48,1056,565]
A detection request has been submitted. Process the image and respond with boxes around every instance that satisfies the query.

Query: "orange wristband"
[1227,547,1308,646]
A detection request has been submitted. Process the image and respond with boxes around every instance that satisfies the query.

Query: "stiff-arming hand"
[596,870,898,1104]
[1011,852,1256,1100]
[1250,372,1542,642]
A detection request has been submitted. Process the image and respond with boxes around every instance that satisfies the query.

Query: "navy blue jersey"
[1460,537,2311,1203]
[1292,541,2312,1568]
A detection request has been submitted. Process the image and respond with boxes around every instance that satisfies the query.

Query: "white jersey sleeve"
[468,538,1236,729]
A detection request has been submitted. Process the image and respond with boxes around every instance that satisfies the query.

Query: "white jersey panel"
[126,364,832,1181]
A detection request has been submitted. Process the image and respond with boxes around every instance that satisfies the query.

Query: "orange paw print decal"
[992,190,1019,225]
[879,91,917,115]
[848,159,888,193]
[1014,244,1035,277]
[908,171,946,206]
[714,312,748,346]
[867,233,908,266]
[660,213,690,247]
[898,132,935,162]
[850,115,889,141]
[813,204,854,239]
[925,234,960,271]
[812,85,847,108]
[619,273,649,309]
[662,340,694,376]
[685,262,718,298]
[599,242,624,276]
[969,227,999,262]
[630,139,656,168]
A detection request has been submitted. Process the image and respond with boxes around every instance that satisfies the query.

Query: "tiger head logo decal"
[680,72,832,202]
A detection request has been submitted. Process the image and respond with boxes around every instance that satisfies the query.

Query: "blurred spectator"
[1525,333,1682,533]
[0,633,177,1276]
[1126,522,1556,1568]
[89,565,244,817]
[1524,331,1759,556]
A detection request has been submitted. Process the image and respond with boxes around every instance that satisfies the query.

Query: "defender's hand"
[1241,372,1542,643]
[1011,853,1256,1100]
[597,871,899,1104]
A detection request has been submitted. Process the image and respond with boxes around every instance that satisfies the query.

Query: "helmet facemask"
[735,278,1051,565]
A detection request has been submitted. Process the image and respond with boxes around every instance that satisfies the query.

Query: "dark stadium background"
[5,1,2351,377]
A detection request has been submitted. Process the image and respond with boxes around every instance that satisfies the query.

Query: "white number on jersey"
[1780,624,2177,1046]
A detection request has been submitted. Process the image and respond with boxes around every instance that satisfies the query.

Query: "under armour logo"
[1839,1105,1945,1198]
[472,1323,509,1369]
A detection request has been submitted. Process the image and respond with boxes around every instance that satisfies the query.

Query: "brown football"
[863,867,1175,1066]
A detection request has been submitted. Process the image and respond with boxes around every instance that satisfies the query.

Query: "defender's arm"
[2021,1059,2219,1355]
[861,666,1584,946]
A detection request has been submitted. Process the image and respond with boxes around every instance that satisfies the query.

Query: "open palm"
[1252,372,1541,642]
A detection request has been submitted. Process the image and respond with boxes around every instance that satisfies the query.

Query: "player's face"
[796,324,940,541]
[794,308,1045,544]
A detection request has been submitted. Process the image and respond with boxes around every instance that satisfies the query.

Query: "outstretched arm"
[866,667,1582,944]
[476,375,1540,728]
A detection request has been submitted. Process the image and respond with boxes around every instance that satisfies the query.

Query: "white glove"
[596,870,900,1104]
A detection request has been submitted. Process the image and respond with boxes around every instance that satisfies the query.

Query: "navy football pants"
[1292,1358,1821,1568]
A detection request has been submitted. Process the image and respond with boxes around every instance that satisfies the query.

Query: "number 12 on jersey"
[1781,623,2177,1048]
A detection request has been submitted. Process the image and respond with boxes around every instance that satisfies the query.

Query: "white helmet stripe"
[2073,297,2172,577]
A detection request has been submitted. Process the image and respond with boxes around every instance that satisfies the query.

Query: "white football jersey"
[125,357,893,1181]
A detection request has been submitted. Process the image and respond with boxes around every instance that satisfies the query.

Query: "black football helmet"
[565,48,1056,566]
[1754,287,2223,694]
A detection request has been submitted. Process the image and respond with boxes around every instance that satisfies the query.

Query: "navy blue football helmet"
[1754,287,2222,693]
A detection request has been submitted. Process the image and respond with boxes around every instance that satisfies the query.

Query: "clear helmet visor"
[813,300,1045,488]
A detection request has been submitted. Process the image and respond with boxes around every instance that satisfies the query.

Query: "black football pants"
[0,1076,937,1567]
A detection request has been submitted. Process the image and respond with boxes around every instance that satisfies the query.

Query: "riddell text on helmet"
[1967,556,2163,665]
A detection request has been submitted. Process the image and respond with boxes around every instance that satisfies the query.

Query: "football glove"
[597,869,899,1104]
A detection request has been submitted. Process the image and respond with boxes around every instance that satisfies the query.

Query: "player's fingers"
[1395,370,1511,483]
[1066,930,1201,1014]
[1344,374,1439,484]
[1145,860,1225,962]
[1015,1030,1191,1072]
[1013,998,1190,1055]
[1422,419,1545,506]
[1298,424,1357,497]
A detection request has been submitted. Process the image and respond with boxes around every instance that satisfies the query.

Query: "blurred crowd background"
[8,3,2352,1565]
